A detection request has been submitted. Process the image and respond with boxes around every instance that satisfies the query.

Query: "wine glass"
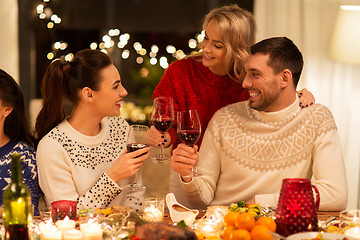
[177,109,201,177]
[125,124,149,192]
[151,97,175,163]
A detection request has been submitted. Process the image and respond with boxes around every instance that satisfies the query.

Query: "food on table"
[231,229,251,240]
[136,222,197,240]
[222,211,276,240]
[228,201,262,218]
[256,216,277,232]
[235,212,256,231]
[111,204,133,214]
[300,231,349,239]
[250,225,273,240]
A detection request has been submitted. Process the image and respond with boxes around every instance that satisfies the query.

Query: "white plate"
[286,231,356,240]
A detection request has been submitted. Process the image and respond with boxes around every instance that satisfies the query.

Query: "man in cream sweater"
[170,36,347,211]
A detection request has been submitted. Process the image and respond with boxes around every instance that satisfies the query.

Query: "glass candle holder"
[51,200,77,222]
[40,207,52,221]
[340,209,360,238]
[142,197,164,222]
[205,206,229,224]
[195,218,222,239]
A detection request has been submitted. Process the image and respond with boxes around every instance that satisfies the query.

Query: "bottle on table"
[2,152,32,240]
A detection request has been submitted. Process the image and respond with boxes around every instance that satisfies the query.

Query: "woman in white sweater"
[35,49,150,211]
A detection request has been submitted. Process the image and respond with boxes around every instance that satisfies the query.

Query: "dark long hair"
[35,49,112,142]
[0,69,35,147]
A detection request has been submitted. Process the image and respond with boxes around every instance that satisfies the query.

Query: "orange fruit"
[230,229,251,240]
[222,226,236,240]
[235,212,256,231]
[250,225,273,240]
[224,211,240,227]
[256,216,277,232]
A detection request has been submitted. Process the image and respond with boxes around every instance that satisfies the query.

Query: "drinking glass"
[177,109,201,177]
[275,178,319,237]
[39,207,52,221]
[340,209,360,238]
[125,124,149,192]
[151,97,174,163]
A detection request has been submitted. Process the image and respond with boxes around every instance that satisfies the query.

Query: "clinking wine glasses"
[177,109,201,177]
[151,97,175,163]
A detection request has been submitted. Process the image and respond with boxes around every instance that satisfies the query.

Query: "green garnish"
[177,220,188,228]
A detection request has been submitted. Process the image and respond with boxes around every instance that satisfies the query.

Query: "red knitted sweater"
[153,58,249,149]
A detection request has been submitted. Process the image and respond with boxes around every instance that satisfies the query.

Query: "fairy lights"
[35,0,202,67]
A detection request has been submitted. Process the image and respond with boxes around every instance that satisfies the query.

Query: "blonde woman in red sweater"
[147,5,314,206]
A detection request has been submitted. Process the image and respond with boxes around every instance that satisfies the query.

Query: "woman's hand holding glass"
[124,124,150,192]
[146,126,171,148]
[171,143,199,182]
[150,97,175,163]
[106,146,150,183]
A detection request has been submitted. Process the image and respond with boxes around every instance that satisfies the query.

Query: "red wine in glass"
[177,129,200,146]
[125,125,149,192]
[151,97,175,163]
[153,119,174,133]
[127,143,149,157]
[177,109,201,177]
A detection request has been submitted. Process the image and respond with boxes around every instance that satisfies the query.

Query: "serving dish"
[286,231,355,240]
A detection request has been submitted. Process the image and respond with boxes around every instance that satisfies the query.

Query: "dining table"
[317,211,340,221]
[162,210,341,223]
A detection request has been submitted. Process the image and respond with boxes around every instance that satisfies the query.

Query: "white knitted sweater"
[180,98,348,211]
[37,117,143,211]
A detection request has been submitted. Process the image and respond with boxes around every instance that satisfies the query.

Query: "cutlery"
[320,216,337,228]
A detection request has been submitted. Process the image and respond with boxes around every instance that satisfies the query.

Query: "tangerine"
[235,212,256,231]
[222,226,236,240]
[250,225,273,240]
[224,211,240,227]
[256,216,277,232]
[230,229,251,240]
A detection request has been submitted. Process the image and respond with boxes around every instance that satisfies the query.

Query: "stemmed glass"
[125,124,149,192]
[177,109,201,177]
[151,97,174,163]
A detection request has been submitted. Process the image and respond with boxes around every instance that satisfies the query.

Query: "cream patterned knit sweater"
[37,117,143,211]
[180,98,348,211]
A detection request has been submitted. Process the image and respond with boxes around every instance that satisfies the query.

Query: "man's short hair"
[250,37,303,87]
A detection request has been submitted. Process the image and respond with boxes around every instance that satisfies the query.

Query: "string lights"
[35,0,205,69]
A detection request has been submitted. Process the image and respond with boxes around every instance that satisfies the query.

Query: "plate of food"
[286,231,356,240]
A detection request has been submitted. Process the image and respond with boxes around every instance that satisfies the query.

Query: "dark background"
[18,0,254,107]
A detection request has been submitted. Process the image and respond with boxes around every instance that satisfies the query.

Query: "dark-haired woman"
[35,49,150,211]
[0,69,41,215]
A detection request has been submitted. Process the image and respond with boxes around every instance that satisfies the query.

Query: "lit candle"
[345,226,360,239]
[39,219,54,240]
[39,219,53,233]
[143,205,163,222]
[42,225,62,240]
[80,219,103,240]
[55,216,76,231]
[195,218,222,240]
[63,229,83,240]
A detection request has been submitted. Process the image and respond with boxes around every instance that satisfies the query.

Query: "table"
[317,211,340,221]
[164,211,340,223]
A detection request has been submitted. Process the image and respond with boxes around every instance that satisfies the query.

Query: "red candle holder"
[51,200,77,222]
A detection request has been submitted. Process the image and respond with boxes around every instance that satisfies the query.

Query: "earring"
[3,114,7,117]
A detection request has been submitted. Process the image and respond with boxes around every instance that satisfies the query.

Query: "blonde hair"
[190,4,256,81]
